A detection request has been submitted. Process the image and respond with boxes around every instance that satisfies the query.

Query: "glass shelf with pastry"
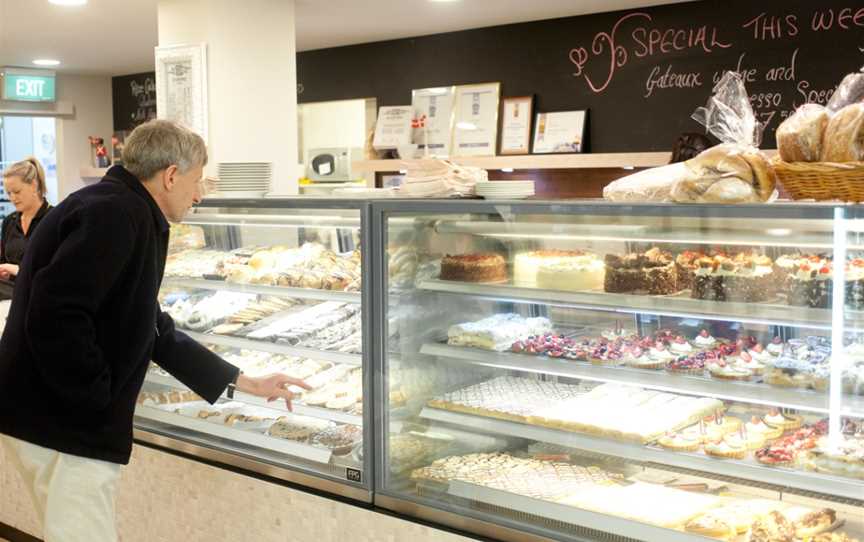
[372,200,864,542]
[134,200,372,501]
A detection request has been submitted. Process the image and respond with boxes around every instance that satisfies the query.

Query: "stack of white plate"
[475,180,535,200]
[213,162,272,197]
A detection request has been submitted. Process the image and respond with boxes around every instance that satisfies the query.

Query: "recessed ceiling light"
[429,0,460,3]
[33,59,61,66]
[49,0,88,5]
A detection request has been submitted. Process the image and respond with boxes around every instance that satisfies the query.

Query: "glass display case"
[372,200,864,542]
[134,199,372,501]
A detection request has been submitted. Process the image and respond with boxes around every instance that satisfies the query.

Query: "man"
[0,119,309,541]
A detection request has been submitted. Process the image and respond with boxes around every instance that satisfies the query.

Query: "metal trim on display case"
[360,201,377,491]
[133,428,372,503]
[375,493,640,542]
[369,200,389,496]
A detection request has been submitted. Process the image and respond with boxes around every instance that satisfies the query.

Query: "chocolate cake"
[604,248,678,295]
[690,252,776,303]
[440,253,508,283]
[786,256,864,309]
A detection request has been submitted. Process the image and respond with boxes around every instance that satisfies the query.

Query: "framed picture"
[411,86,456,157]
[155,43,209,142]
[499,96,534,155]
[452,82,501,157]
[532,110,587,154]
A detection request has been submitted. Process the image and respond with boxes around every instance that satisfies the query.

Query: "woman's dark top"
[0,200,51,266]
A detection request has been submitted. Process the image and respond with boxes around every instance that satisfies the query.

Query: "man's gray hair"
[122,119,208,181]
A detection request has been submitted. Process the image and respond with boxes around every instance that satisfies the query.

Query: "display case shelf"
[183,212,361,229]
[446,481,713,542]
[135,405,332,464]
[430,216,858,251]
[163,277,361,303]
[419,407,864,501]
[420,343,864,418]
[417,279,862,331]
[353,152,672,173]
[144,372,362,426]
[184,331,363,366]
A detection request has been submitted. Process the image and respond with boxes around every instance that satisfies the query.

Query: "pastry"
[767,337,784,356]
[749,511,796,542]
[704,439,748,459]
[708,359,752,381]
[658,432,702,452]
[693,329,718,350]
[624,345,666,370]
[671,144,776,203]
[763,410,803,431]
[685,512,738,540]
[666,354,708,375]
[822,103,864,162]
[448,313,553,351]
[513,250,604,290]
[669,335,694,355]
[309,424,363,455]
[733,350,766,376]
[725,432,766,451]
[603,248,679,295]
[805,435,864,480]
[440,253,507,283]
[267,416,333,441]
[777,103,830,162]
[810,533,859,542]
[746,416,784,440]
[786,508,836,538]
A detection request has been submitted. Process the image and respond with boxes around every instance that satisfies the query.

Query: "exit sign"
[2,68,56,102]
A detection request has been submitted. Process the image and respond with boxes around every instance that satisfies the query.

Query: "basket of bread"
[774,70,864,201]
[604,72,778,204]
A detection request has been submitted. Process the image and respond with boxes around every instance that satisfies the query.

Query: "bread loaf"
[822,103,864,162]
[670,143,776,203]
[827,72,864,113]
[776,104,829,162]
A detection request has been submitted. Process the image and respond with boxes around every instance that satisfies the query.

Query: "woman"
[1,157,51,281]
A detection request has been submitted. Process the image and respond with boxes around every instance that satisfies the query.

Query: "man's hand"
[0,264,19,280]
[235,373,313,411]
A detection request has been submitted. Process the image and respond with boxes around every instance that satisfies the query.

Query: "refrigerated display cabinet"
[371,200,864,542]
[134,199,372,501]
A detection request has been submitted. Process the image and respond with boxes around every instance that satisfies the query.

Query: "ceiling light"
[456,121,477,131]
[429,0,460,2]
[49,0,88,5]
[33,59,61,66]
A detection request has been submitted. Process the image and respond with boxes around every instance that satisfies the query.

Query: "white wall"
[158,0,299,195]
[54,74,113,199]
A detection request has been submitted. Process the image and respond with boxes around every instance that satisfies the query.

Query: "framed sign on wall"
[452,82,501,157]
[499,95,534,155]
[155,43,208,142]
[532,110,587,154]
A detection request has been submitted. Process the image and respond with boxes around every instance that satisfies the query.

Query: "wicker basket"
[773,159,864,202]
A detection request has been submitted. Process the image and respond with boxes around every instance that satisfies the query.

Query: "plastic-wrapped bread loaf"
[776,104,830,162]
[827,72,864,113]
[822,103,864,162]
[670,143,776,203]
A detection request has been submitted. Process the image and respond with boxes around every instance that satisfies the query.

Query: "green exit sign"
[2,68,56,102]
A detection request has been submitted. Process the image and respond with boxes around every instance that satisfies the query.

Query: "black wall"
[297,0,864,152]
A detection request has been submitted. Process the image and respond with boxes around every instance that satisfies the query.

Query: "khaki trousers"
[1,434,121,542]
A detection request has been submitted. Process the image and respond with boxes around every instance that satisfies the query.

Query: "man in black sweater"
[0,119,309,541]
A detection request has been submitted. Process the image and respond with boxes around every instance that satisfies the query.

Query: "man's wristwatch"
[227,371,242,399]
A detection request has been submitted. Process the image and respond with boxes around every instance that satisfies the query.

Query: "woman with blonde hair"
[1,157,51,281]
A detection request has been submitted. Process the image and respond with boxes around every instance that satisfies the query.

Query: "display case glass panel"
[374,201,864,541]
[134,200,370,497]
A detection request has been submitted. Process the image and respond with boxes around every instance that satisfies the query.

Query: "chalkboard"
[297,0,864,152]
[112,72,157,132]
